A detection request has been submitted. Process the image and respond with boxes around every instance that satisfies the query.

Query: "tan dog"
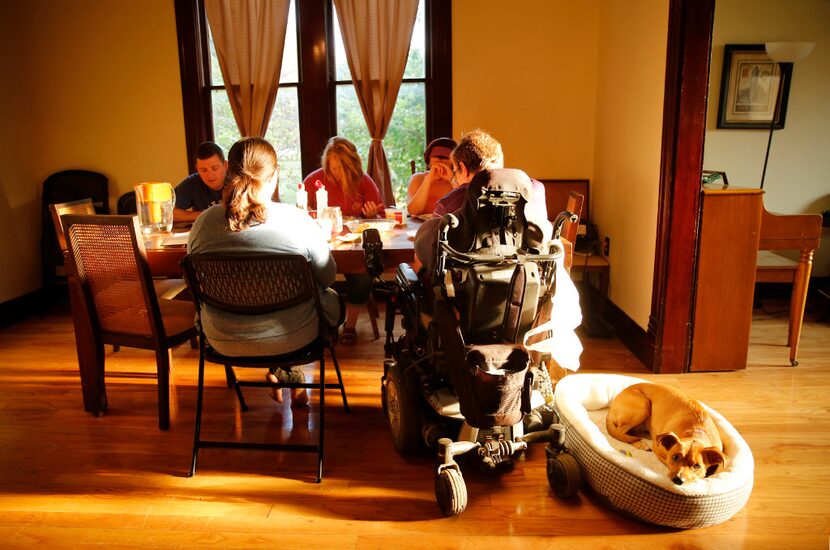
[606,383,726,485]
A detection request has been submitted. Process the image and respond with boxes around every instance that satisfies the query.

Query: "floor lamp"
[759,41,815,189]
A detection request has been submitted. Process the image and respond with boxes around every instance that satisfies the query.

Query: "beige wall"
[453,0,667,329]
[2,0,670,332]
[452,0,599,181]
[0,0,186,303]
[592,0,668,329]
[704,0,830,276]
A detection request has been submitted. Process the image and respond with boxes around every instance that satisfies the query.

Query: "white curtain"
[333,0,419,206]
[205,0,291,137]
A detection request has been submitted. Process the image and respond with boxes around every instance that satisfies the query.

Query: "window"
[175,0,451,207]
[207,1,301,202]
[333,1,426,205]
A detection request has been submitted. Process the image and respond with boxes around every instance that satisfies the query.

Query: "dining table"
[143,219,421,277]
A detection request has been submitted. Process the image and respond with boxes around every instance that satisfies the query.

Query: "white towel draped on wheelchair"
[523,248,583,372]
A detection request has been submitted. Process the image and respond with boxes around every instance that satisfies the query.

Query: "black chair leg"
[316,356,325,483]
[328,346,350,413]
[230,367,248,412]
[189,353,207,477]
[224,365,234,387]
[155,348,171,431]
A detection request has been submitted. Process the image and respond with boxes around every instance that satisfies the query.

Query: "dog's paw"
[632,440,651,451]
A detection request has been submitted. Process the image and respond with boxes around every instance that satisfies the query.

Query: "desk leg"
[68,272,107,414]
[598,264,610,315]
[788,249,813,366]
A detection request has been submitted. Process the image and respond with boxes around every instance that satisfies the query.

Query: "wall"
[0,0,187,303]
[704,0,830,275]
[592,0,669,329]
[452,0,599,181]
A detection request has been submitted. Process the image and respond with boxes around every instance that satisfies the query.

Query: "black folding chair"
[181,253,349,482]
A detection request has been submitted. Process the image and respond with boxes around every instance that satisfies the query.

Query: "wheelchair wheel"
[547,452,581,499]
[435,467,467,516]
[385,360,421,455]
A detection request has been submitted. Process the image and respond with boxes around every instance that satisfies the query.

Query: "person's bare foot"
[266,371,284,403]
[291,388,309,407]
[286,368,309,407]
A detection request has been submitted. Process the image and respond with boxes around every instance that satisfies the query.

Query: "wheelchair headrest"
[447,168,553,255]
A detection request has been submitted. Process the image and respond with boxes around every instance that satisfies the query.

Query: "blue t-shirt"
[175,173,223,211]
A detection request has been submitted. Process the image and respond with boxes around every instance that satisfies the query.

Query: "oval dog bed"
[554,374,754,528]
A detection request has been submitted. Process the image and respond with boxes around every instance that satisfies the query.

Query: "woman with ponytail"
[188,137,341,406]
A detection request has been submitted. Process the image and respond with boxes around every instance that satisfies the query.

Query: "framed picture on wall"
[717,44,792,129]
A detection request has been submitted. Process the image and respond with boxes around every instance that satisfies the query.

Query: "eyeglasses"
[450,166,459,184]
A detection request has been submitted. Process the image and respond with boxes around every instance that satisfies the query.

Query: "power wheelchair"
[365,168,583,516]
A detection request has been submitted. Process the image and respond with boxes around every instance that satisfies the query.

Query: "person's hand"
[361,200,382,217]
[426,161,452,185]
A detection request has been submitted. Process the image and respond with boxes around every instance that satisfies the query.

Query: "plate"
[345,218,397,235]
[336,233,361,243]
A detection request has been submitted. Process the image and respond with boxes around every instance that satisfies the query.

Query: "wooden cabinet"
[690,186,763,371]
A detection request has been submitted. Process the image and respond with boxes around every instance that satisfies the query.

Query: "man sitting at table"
[173,141,228,222]
[406,137,456,216]
[414,128,548,271]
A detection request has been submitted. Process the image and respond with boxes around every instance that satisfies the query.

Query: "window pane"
[280,0,298,84]
[265,88,302,204]
[336,82,425,206]
[207,0,298,86]
[403,1,425,79]
[211,88,302,205]
[331,9,351,82]
[211,89,238,153]
[333,0,425,82]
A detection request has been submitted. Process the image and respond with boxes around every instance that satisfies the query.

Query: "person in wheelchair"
[414,129,549,273]
[380,167,583,515]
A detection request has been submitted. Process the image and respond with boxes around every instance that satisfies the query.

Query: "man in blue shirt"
[173,141,228,222]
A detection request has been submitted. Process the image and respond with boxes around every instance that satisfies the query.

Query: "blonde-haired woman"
[303,136,385,217]
[302,136,384,344]
[188,137,341,406]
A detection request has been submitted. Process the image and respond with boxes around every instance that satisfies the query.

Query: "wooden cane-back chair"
[62,214,196,430]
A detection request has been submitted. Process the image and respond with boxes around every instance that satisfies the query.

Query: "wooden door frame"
[649,0,715,374]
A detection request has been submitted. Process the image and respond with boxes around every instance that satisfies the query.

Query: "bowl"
[344,218,397,235]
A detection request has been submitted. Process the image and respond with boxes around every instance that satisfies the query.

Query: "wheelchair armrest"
[396,262,421,293]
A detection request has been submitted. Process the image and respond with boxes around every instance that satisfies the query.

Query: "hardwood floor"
[0,301,828,548]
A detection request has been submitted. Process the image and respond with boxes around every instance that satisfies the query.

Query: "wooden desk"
[570,252,610,301]
[690,184,822,370]
[144,222,418,277]
[691,186,764,372]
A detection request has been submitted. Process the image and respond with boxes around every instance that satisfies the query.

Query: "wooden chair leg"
[155,348,172,430]
[367,296,380,340]
[788,250,814,366]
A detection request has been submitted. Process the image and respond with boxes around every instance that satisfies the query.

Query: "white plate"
[336,233,361,243]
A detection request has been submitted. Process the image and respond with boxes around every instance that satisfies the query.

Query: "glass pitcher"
[135,182,175,234]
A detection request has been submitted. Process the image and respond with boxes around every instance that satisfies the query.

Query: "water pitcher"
[135,182,175,234]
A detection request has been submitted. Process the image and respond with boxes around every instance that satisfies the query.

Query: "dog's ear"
[655,432,679,452]
[702,447,726,477]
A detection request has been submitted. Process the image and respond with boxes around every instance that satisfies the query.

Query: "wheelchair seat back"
[443,169,554,345]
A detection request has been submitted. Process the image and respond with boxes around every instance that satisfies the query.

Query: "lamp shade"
[765,41,815,62]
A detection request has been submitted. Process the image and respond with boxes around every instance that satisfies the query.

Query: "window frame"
[173,0,451,179]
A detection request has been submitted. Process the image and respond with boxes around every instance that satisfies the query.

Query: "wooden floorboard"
[0,301,828,548]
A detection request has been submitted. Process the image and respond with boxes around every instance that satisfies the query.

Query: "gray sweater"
[187,202,340,356]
